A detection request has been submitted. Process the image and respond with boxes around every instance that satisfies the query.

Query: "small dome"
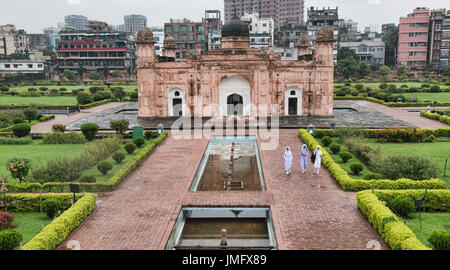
[222,15,249,38]
[316,25,334,42]
[137,27,154,43]
[164,35,176,49]
[297,34,311,47]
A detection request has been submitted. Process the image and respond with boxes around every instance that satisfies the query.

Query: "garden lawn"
[9,84,138,93]
[0,96,77,106]
[335,82,449,89]
[405,212,450,248]
[401,92,450,103]
[0,139,86,183]
[319,137,374,179]
[80,138,154,183]
[367,138,450,187]
[10,212,52,245]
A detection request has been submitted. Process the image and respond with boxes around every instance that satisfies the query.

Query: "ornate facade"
[137,17,334,118]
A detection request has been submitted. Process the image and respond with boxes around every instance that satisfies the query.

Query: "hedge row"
[21,193,97,250]
[0,115,55,133]
[6,131,168,193]
[0,193,83,212]
[298,129,447,191]
[79,99,112,109]
[357,190,450,250]
[420,111,450,125]
[334,96,450,107]
[314,128,450,138]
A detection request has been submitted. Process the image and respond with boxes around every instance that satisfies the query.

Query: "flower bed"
[298,129,446,191]
[357,189,450,250]
[420,110,450,125]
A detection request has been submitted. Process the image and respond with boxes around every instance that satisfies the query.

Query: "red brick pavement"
[58,129,387,250]
[349,100,449,129]
[31,102,127,133]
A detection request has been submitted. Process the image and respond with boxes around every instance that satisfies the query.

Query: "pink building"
[398,7,430,69]
[224,0,304,28]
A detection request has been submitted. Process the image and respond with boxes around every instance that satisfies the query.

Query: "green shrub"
[111,87,126,100]
[390,196,415,218]
[41,199,62,218]
[79,175,96,183]
[335,90,346,96]
[124,143,137,154]
[371,154,439,181]
[13,118,24,124]
[0,137,32,145]
[429,85,441,93]
[32,156,86,183]
[133,137,145,147]
[0,230,23,250]
[351,89,359,96]
[81,136,121,166]
[342,136,380,166]
[49,89,59,96]
[349,162,364,175]
[375,128,433,143]
[59,88,67,92]
[144,130,159,140]
[43,132,86,144]
[314,130,325,139]
[80,123,99,141]
[89,86,99,94]
[112,151,126,164]
[76,92,92,105]
[321,136,332,147]
[23,107,37,123]
[329,143,341,154]
[363,172,383,180]
[97,161,113,175]
[52,124,66,132]
[110,119,129,134]
[339,152,352,163]
[428,231,450,250]
[7,158,31,183]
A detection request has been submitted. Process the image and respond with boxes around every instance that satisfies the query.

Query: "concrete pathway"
[348,100,450,129]
[31,102,127,133]
[58,129,387,250]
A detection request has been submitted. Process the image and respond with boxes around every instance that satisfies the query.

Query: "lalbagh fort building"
[136,16,334,119]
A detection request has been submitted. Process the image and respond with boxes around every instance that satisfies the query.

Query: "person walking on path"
[284,146,293,175]
[313,145,323,175]
[300,144,309,174]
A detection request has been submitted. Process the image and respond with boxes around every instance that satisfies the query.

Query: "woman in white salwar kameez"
[313,145,323,175]
[284,147,293,175]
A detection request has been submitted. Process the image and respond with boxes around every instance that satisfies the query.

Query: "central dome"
[222,15,249,38]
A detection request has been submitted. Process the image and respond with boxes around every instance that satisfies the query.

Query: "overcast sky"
[0,0,449,33]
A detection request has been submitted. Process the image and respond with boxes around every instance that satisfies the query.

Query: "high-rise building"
[224,0,304,29]
[241,12,274,51]
[64,15,89,31]
[124,15,147,34]
[397,7,430,69]
[428,9,450,70]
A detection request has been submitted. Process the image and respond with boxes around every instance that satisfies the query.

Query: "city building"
[88,20,112,32]
[273,46,298,61]
[224,0,304,29]
[151,27,165,56]
[204,10,223,50]
[44,27,60,52]
[428,9,450,70]
[398,7,430,69]
[55,30,136,75]
[339,19,359,42]
[64,15,89,31]
[0,30,15,56]
[242,12,274,51]
[339,40,385,64]
[0,59,46,80]
[137,17,334,118]
[124,15,147,34]
[274,22,307,48]
[28,34,48,50]
[307,7,340,62]
[0,25,30,55]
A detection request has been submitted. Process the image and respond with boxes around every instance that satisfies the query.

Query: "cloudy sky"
[1,0,449,33]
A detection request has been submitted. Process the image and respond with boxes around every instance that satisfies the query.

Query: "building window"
[174,26,179,32]
[13,64,18,68]
[189,34,194,41]
[28,64,33,68]
[155,37,160,42]
[165,26,172,33]
[408,23,415,28]
[197,25,204,33]
[436,24,442,31]
[181,34,187,41]
[197,34,204,41]
[181,25,187,32]
[435,34,441,41]
[189,26,194,32]
[4,64,10,68]
[408,33,414,37]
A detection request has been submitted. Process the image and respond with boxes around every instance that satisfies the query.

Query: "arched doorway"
[219,76,251,117]
[168,88,185,117]
[285,87,302,116]
[227,94,244,116]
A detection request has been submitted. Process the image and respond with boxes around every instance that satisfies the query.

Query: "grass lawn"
[367,138,450,187]
[10,212,52,245]
[335,82,449,89]
[0,140,86,183]
[405,212,450,248]
[401,92,450,103]
[80,138,154,183]
[9,84,138,93]
[0,96,78,106]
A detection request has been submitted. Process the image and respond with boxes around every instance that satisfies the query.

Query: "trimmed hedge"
[421,110,450,125]
[314,128,450,139]
[0,115,55,133]
[5,131,168,193]
[21,193,97,250]
[298,129,447,191]
[334,96,450,107]
[79,99,112,109]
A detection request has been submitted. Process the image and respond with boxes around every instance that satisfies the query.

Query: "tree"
[89,71,100,80]
[103,65,109,80]
[382,26,399,67]
[358,62,371,78]
[63,69,75,80]
[127,66,133,80]
[444,64,450,76]
[397,65,407,76]
[23,106,37,123]
[335,57,359,79]
[423,63,433,77]
[42,46,54,56]
[337,47,357,61]
[371,63,381,72]
[378,65,391,76]
[78,66,85,83]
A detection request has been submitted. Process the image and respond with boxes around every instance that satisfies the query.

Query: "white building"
[0,60,45,74]
[64,15,88,31]
[339,40,386,64]
[152,30,164,56]
[241,12,274,51]
[124,15,147,34]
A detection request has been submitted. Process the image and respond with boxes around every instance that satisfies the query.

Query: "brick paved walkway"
[348,100,449,129]
[31,102,127,133]
[58,129,387,250]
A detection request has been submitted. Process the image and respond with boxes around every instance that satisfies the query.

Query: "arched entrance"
[285,87,302,116]
[227,94,244,116]
[219,76,251,117]
[168,88,185,117]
